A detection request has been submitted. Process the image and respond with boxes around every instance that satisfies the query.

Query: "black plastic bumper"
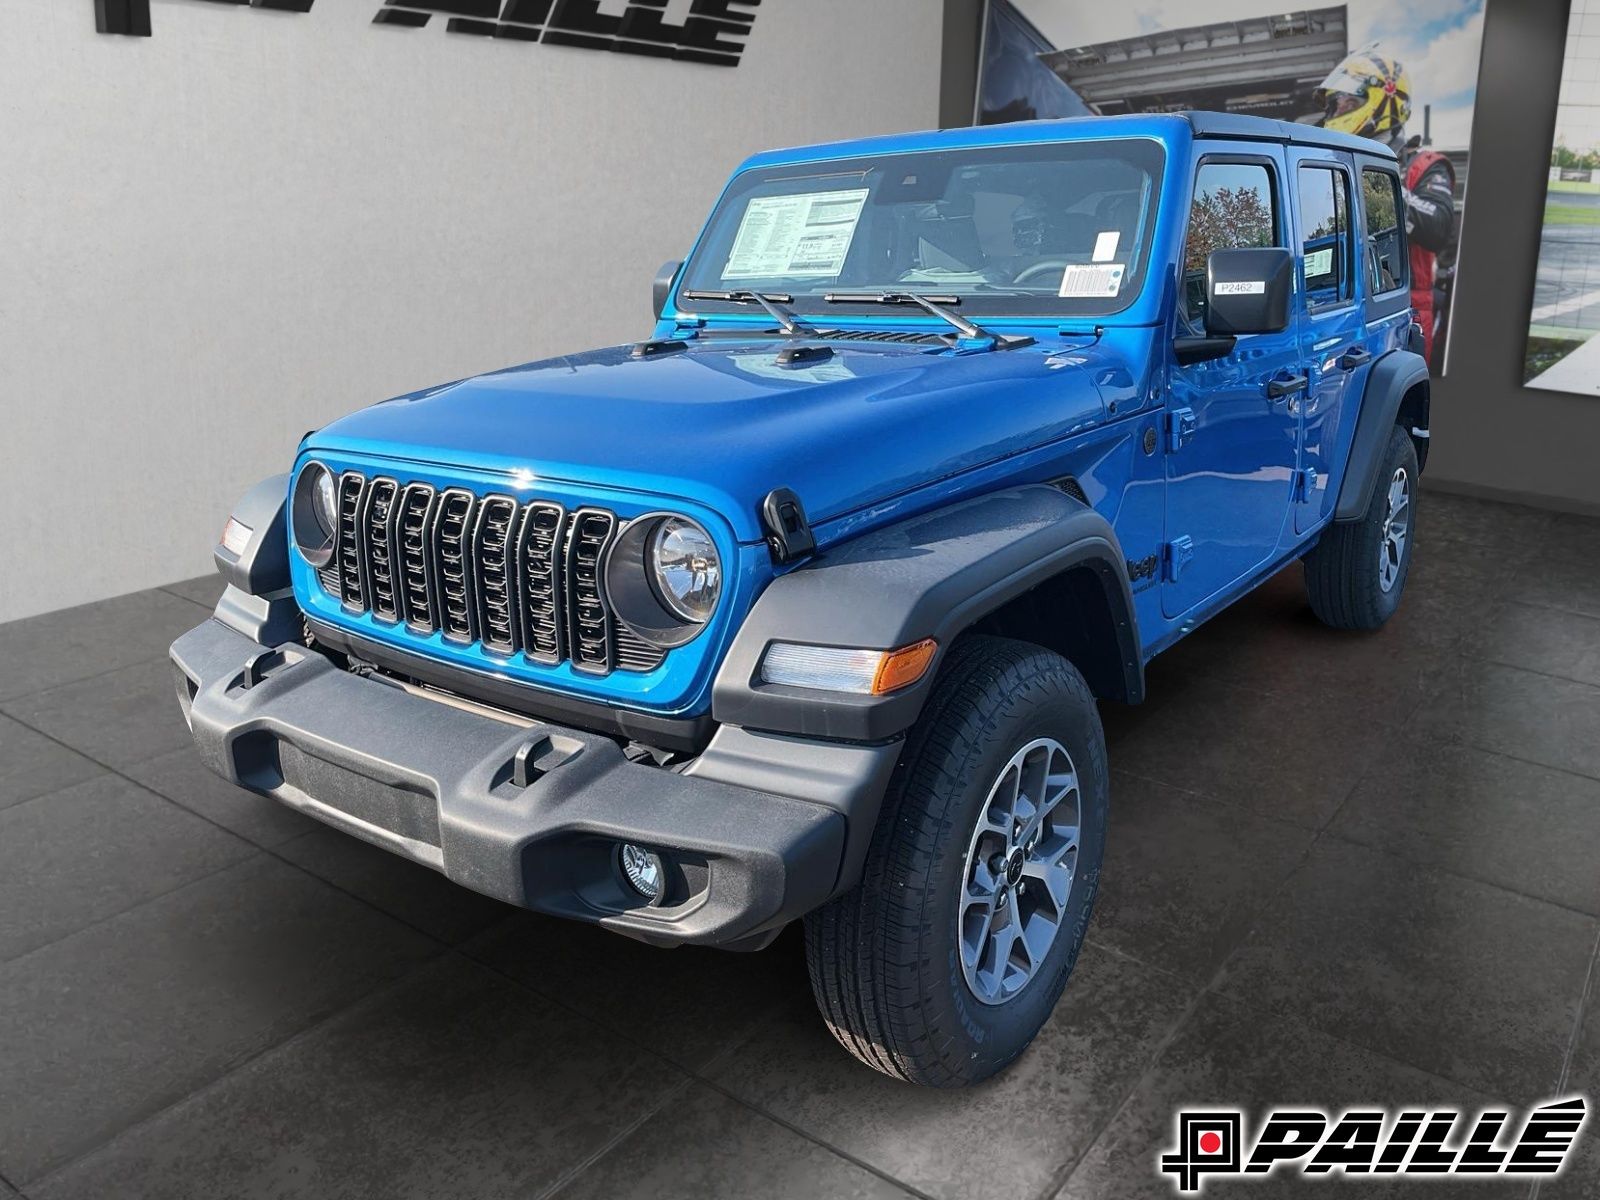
[170,618,895,949]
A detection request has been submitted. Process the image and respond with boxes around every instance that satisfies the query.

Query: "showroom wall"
[939,0,1600,518]
[0,0,941,623]
[1430,0,1600,516]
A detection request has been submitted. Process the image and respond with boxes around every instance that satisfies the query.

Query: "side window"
[1361,168,1407,295]
[1297,165,1354,309]
[1183,161,1278,329]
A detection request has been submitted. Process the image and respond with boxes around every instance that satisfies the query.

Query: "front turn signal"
[872,638,938,695]
[760,638,939,696]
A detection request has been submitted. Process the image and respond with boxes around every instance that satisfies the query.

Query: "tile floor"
[0,490,1597,1199]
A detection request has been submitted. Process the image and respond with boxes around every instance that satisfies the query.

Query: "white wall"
[0,0,942,622]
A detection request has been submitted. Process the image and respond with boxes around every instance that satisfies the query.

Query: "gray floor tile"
[0,715,104,813]
[1411,659,1600,781]
[1541,991,1600,1198]
[0,1177,16,1198]
[463,911,795,1072]
[276,825,512,945]
[1215,838,1596,1103]
[1423,490,1557,551]
[1106,674,1398,828]
[160,576,225,609]
[709,943,1196,1200]
[31,958,687,1200]
[1155,612,1456,724]
[1517,549,1600,622]
[0,776,254,962]
[554,1083,913,1200]
[1,660,190,770]
[1466,601,1600,688]
[1329,737,1600,914]
[1091,773,1315,980]
[1387,534,1524,645]
[123,748,317,848]
[0,589,211,704]
[1055,989,1521,1200]
[0,856,439,1184]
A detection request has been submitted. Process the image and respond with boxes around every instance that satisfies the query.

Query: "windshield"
[677,138,1166,322]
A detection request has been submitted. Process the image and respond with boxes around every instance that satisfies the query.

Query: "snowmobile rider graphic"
[1316,45,1457,366]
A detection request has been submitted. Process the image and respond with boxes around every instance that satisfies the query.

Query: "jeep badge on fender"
[173,111,1428,1086]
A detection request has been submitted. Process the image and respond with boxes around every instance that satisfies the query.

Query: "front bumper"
[171,618,896,949]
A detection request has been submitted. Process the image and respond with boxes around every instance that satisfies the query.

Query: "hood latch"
[761,488,815,564]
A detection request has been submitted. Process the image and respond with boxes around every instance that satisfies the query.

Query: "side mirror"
[1204,247,1294,335]
[653,260,683,321]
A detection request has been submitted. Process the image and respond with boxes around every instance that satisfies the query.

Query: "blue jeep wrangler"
[174,112,1429,1086]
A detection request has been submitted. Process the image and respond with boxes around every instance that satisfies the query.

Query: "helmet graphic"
[1316,44,1411,143]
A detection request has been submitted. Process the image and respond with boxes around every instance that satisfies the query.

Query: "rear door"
[1288,149,1366,535]
[1163,149,1303,619]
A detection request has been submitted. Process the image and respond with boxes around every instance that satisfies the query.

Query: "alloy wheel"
[956,737,1081,1006]
[1379,466,1411,593]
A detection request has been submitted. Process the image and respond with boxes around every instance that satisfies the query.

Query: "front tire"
[1304,424,1419,630]
[803,635,1108,1087]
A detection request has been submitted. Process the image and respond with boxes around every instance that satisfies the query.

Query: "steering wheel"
[1012,259,1073,286]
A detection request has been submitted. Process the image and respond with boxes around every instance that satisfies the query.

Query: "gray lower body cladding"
[170,618,899,949]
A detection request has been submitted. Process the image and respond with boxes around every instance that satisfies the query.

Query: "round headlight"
[291,461,338,568]
[314,468,337,537]
[649,517,721,624]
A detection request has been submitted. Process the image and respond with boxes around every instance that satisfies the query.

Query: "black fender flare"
[1335,350,1429,522]
[712,485,1143,742]
[214,473,291,595]
[210,474,302,647]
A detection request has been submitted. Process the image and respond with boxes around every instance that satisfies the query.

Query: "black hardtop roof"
[1183,111,1399,160]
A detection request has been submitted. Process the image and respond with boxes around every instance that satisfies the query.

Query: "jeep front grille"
[314,472,666,676]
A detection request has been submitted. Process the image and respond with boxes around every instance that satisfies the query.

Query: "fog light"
[619,843,664,903]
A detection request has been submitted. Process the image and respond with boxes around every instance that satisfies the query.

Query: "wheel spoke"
[956,736,1087,1006]
[1021,856,1073,912]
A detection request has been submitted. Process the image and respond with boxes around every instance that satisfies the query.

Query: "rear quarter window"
[1362,168,1408,295]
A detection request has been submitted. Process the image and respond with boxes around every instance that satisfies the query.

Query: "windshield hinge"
[761,487,815,565]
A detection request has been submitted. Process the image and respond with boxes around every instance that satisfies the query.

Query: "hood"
[310,337,1138,543]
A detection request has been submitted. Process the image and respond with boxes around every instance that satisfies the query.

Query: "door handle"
[1267,374,1308,400]
[1338,347,1372,370]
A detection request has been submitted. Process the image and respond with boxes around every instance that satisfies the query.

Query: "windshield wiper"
[681,289,808,335]
[822,291,993,342]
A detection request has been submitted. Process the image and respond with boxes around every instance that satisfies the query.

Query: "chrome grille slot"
[363,478,401,622]
[397,484,438,633]
[516,501,566,664]
[472,496,520,654]
[313,472,672,677]
[335,472,368,610]
[567,509,617,674]
[431,489,478,643]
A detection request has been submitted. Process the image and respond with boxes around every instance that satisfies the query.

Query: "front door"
[1289,149,1366,535]
[1163,153,1303,619]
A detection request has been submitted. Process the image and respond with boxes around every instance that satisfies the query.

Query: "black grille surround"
[312,471,667,677]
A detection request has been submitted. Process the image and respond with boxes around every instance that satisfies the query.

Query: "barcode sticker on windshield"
[1059,264,1125,298]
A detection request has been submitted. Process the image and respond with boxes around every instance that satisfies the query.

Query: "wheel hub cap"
[957,737,1081,1006]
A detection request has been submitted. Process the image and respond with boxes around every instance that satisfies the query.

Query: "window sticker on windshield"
[722,188,870,280]
[1092,231,1120,263]
[1059,263,1125,299]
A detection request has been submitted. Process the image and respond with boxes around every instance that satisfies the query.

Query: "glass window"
[1362,167,1407,295]
[1298,165,1355,309]
[676,139,1166,320]
[1182,161,1278,328]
